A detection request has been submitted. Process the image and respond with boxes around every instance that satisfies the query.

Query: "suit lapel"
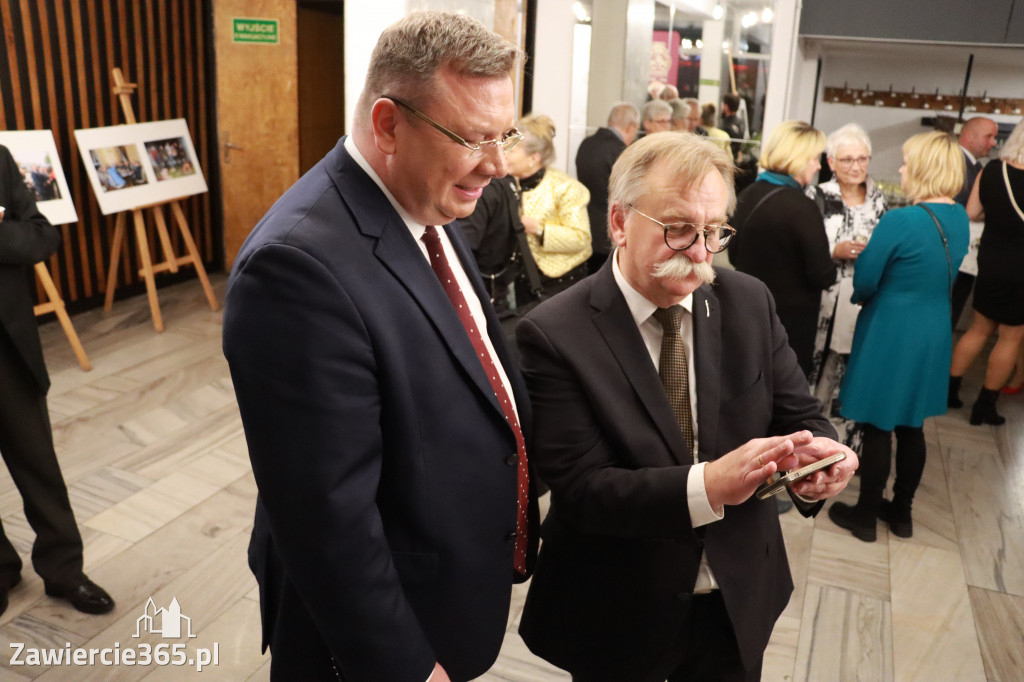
[328,140,505,419]
[590,264,691,465]
[692,283,721,462]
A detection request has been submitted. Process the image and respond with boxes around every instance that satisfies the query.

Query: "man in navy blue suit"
[223,12,536,682]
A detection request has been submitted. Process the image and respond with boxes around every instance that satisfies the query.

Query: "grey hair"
[642,99,673,122]
[608,133,736,217]
[1000,119,1024,165]
[826,123,872,159]
[608,102,640,128]
[356,11,524,122]
[668,98,689,124]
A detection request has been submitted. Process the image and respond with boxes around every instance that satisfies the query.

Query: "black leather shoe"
[44,577,115,614]
[828,502,877,542]
[0,574,22,617]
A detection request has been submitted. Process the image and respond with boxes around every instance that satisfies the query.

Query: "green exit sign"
[233,18,279,44]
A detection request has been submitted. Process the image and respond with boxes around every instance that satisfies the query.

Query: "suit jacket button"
[505,531,517,543]
[677,592,691,603]
[505,453,518,466]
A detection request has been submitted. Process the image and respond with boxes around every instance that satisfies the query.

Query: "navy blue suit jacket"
[223,138,536,682]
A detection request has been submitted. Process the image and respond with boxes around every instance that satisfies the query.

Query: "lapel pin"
[705,300,710,318]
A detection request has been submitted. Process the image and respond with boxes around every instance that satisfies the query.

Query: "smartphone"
[755,452,847,500]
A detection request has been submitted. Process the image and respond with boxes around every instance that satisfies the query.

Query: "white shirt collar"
[344,136,425,237]
[960,144,979,166]
[611,248,693,325]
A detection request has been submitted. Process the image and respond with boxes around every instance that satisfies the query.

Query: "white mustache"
[651,253,716,285]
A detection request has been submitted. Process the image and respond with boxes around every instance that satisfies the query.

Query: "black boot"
[970,387,1006,425]
[829,502,878,542]
[948,376,963,409]
[879,498,913,538]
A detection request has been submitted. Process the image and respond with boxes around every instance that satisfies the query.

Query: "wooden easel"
[33,262,91,371]
[103,67,218,332]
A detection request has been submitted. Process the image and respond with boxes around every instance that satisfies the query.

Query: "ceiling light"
[695,39,703,49]
[712,3,724,20]
[761,7,774,23]
[741,11,758,28]
[572,1,591,23]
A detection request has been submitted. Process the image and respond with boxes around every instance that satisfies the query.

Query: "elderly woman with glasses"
[506,113,592,298]
[805,124,888,452]
[730,120,838,378]
[830,131,968,542]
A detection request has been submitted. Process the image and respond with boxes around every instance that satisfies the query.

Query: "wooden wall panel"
[0,0,218,311]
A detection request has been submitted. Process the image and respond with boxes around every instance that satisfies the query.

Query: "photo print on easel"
[0,129,78,225]
[74,119,207,214]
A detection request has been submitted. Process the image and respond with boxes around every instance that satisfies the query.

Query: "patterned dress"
[805,179,887,452]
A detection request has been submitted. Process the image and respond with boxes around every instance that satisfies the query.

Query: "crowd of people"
[435,20,1020,675]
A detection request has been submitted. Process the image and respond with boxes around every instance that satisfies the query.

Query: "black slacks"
[571,592,761,682]
[0,329,83,584]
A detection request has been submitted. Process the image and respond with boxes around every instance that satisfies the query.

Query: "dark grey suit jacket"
[955,148,983,206]
[575,128,626,257]
[224,138,537,682]
[516,262,832,680]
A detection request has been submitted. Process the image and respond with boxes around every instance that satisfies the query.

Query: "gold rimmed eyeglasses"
[385,96,523,158]
[628,204,736,253]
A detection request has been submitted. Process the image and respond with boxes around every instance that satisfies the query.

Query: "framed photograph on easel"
[0,129,78,225]
[74,119,207,215]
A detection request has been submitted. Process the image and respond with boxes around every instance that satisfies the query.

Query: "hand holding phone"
[755,452,846,500]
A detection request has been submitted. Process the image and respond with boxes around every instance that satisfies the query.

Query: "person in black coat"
[0,144,114,617]
[457,175,524,315]
[575,102,639,274]
[730,121,837,379]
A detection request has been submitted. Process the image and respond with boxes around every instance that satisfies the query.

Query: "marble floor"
[1,274,1021,681]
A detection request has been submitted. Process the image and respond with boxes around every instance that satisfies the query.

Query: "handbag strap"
[740,185,787,230]
[509,177,544,296]
[1002,161,1024,223]
[919,204,953,307]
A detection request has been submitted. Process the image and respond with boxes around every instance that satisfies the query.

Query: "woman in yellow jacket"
[507,114,592,297]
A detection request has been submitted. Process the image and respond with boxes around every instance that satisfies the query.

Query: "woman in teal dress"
[829,131,969,542]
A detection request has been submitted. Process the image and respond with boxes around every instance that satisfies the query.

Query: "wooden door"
[213,0,299,269]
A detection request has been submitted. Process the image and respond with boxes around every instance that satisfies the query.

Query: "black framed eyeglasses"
[385,96,523,157]
[628,204,736,253]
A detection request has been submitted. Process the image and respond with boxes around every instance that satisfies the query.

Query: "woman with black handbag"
[949,119,1024,425]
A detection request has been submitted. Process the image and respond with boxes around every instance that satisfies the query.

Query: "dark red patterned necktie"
[421,226,529,574]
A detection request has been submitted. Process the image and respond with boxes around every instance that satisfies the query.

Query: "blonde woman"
[949,119,1024,425]
[730,120,837,377]
[831,131,968,542]
[506,114,592,297]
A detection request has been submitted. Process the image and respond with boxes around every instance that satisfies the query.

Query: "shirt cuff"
[687,462,724,527]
